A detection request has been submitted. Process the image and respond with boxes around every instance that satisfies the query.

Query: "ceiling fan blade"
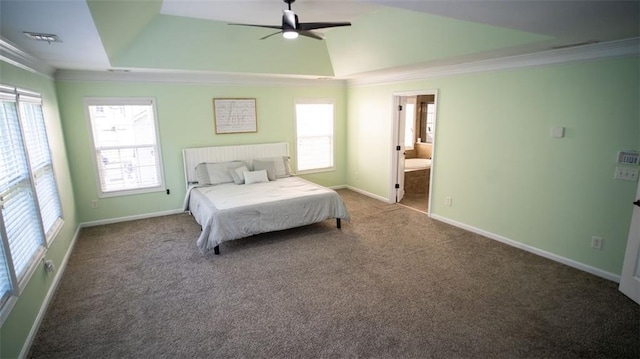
[228,0,351,41]
[260,31,283,40]
[298,22,351,31]
[228,23,283,31]
[298,30,324,40]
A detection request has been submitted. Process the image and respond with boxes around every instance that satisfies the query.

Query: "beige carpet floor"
[29,189,639,358]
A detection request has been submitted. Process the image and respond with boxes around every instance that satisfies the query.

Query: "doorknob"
[634,200,640,207]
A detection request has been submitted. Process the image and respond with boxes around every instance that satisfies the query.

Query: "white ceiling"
[1,0,111,70]
[160,0,378,25]
[1,0,638,76]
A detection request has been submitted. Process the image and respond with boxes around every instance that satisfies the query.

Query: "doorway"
[620,178,640,304]
[391,90,438,214]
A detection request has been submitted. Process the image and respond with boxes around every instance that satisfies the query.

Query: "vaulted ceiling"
[1,0,638,79]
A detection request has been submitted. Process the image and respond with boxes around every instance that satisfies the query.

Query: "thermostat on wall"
[617,150,639,165]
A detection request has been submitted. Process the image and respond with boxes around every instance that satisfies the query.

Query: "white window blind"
[85,98,164,197]
[19,96,63,239]
[0,84,62,320]
[295,100,334,173]
[0,234,11,306]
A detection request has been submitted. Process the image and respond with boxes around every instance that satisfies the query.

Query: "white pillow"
[243,170,269,184]
[206,164,233,184]
[253,160,276,181]
[229,166,249,184]
[195,163,211,184]
[195,161,247,185]
[255,156,292,178]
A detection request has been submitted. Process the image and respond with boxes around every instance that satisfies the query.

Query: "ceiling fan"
[229,0,351,40]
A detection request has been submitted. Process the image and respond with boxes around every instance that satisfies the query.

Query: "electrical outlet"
[445,196,452,206]
[43,259,55,273]
[91,199,98,209]
[591,236,603,250]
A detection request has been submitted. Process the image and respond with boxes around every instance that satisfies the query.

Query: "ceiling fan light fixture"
[283,30,298,39]
[228,0,350,41]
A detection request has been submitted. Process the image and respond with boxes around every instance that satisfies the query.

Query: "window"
[294,99,334,173]
[0,84,63,319]
[425,103,436,143]
[85,98,164,197]
[404,102,416,149]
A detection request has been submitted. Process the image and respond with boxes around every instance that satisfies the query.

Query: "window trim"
[294,98,336,174]
[0,84,63,325]
[84,97,166,198]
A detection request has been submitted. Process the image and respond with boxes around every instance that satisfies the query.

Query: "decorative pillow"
[195,162,211,184]
[255,156,292,178]
[195,161,247,185]
[253,160,276,181]
[243,170,269,185]
[229,166,248,184]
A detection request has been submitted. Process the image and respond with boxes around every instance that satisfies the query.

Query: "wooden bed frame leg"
[337,218,341,229]
[214,245,220,255]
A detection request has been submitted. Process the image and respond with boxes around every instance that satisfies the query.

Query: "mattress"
[184,176,350,251]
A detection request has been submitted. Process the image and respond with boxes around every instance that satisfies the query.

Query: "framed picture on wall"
[213,98,257,134]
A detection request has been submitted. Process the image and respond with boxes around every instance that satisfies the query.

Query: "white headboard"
[182,142,290,185]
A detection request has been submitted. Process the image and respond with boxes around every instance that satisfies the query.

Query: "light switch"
[614,166,639,181]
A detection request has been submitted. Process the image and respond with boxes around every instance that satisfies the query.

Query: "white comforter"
[184,177,350,251]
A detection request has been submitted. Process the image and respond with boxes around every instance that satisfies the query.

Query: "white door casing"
[619,180,640,304]
[396,96,407,203]
[390,89,439,212]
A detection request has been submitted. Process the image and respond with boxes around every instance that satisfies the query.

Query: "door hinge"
[398,105,403,111]
[396,145,401,151]
[395,183,400,189]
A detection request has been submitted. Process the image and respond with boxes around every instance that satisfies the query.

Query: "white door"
[396,97,407,202]
[619,180,640,304]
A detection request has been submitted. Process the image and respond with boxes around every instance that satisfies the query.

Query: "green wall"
[346,56,640,275]
[55,80,347,223]
[326,7,551,77]
[0,62,78,358]
[2,53,638,358]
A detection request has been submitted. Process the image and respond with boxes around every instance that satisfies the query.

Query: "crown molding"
[54,69,347,87]
[347,37,640,87]
[4,35,638,88]
[0,37,56,78]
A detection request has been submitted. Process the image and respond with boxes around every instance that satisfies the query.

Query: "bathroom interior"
[400,94,435,213]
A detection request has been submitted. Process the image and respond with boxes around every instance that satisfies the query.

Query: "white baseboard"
[80,208,185,228]
[19,225,82,359]
[19,208,187,357]
[345,185,392,203]
[430,214,620,283]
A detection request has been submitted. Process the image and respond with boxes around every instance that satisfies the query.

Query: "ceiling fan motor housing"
[283,10,299,32]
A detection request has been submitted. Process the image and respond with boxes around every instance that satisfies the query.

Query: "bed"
[182,142,350,254]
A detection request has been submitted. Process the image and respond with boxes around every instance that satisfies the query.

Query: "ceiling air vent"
[23,31,62,44]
